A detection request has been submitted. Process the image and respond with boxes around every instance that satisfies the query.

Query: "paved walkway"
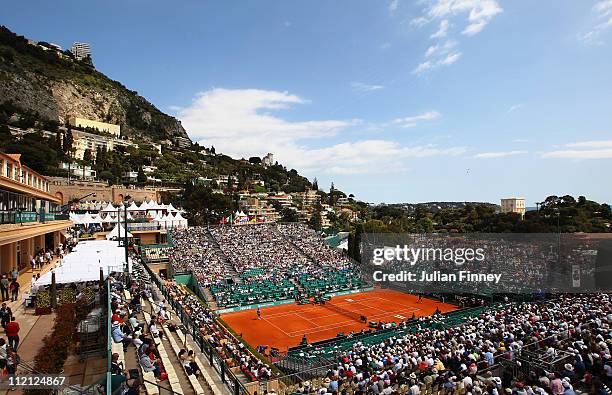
[3,257,59,351]
[0,259,60,395]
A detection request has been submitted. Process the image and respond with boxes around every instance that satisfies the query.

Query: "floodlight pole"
[124,195,132,274]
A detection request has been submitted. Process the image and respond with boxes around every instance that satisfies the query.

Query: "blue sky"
[3,0,612,204]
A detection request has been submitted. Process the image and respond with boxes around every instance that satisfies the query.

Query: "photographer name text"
[372,270,503,284]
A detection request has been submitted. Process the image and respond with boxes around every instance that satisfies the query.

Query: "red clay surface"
[221,289,457,352]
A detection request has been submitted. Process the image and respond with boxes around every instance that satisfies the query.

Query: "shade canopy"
[105,224,134,240]
[101,203,116,212]
[36,240,131,286]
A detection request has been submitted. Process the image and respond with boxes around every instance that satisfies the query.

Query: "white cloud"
[566,140,612,148]
[389,0,399,13]
[411,0,502,75]
[413,51,462,74]
[289,141,466,175]
[351,82,385,92]
[579,0,612,45]
[411,16,430,27]
[178,88,463,176]
[439,51,462,65]
[542,140,612,159]
[413,61,434,75]
[391,111,442,127]
[507,103,524,113]
[473,150,528,159]
[425,45,439,57]
[512,138,528,143]
[420,0,502,35]
[431,19,450,38]
[381,42,392,50]
[462,19,487,36]
[542,149,612,159]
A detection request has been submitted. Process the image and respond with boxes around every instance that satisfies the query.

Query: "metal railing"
[0,210,70,224]
[139,259,248,395]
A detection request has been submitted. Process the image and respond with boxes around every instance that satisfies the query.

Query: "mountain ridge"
[0,26,190,143]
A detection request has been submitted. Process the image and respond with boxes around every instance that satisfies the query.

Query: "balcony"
[0,211,70,225]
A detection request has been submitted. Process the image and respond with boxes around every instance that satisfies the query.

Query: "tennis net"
[321,300,366,323]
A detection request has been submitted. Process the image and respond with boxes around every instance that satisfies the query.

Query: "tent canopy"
[36,240,130,286]
[101,203,116,212]
[106,224,133,240]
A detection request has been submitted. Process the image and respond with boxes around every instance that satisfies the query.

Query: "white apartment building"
[60,163,97,180]
[500,197,526,218]
[69,117,121,136]
[71,130,136,160]
[70,42,91,60]
[262,153,274,167]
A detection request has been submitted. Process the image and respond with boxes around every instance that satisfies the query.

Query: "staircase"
[131,258,230,395]
[274,224,316,264]
[205,228,241,284]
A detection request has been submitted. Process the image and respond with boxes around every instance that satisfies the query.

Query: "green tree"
[350,223,363,262]
[82,149,92,165]
[281,207,299,222]
[309,201,323,231]
[137,167,147,183]
[417,217,434,233]
[0,124,13,148]
[63,129,74,158]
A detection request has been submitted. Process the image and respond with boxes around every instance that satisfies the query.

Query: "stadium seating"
[169,224,363,308]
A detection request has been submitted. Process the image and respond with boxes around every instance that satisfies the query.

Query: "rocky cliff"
[0,26,190,143]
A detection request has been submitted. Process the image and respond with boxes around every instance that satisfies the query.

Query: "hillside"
[0,26,189,142]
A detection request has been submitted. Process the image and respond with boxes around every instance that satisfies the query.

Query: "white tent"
[173,212,188,228]
[127,202,140,212]
[167,213,177,228]
[161,213,171,229]
[101,214,114,223]
[101,203,116,213]
[147,200,159,209]
[166,203,178,213]
[36,240,130,285]
[80,212,97,226]
[106,224,133,240]
[148,201,164,216]
[139,200,150,210]
[90,213,104,224]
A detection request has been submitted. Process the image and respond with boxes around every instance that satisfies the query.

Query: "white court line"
[284,307,423,337]
[259,296,415,319]
[295,311,324,327]
[259,296,389,318]
[261,316,292,337]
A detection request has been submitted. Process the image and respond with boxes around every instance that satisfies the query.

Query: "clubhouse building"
[0,152,73,274]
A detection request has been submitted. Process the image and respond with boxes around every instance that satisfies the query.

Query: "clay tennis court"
[220,289,457,352]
